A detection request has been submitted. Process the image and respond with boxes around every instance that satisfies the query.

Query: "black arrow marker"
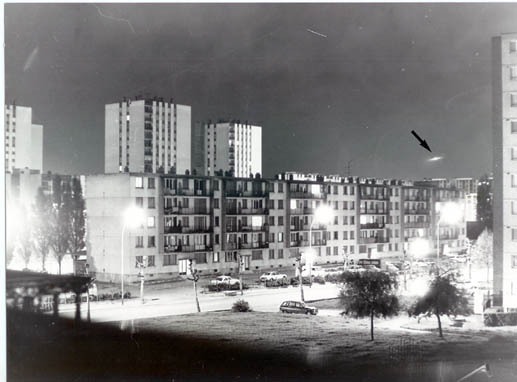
[411,130,432,153]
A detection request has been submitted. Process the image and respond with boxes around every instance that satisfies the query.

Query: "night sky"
[5,3,517,179]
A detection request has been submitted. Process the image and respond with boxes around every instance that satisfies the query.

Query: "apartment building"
[493,33,517,309]
[4,104,43,173]
[84,172,466,283]
[105,97,191,175]
[203,121,262,177]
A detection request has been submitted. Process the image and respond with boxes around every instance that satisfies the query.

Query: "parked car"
[210,276,240,286]
[346,265,365,272]
[260,271,288,282]
[279,300,318,315]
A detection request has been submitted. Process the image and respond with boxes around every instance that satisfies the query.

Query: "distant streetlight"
[308,204,333,287]
[121,206,145,305]
[436,202,463,262]
[408,238,431,282]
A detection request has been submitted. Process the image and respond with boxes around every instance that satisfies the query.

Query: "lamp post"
[121,206,145,306]
[308,204,333,287]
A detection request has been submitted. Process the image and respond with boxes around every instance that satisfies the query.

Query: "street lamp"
[436,202,463,263]
[308,204,333,287]
[121,206,145,305]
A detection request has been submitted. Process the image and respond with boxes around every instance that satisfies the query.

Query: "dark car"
[279,300,318,315]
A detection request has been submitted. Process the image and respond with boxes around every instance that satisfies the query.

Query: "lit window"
[135,177,143,188]
[147,216,155,228]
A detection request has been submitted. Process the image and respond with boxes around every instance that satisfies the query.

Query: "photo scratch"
[23,47,39,72]
[306,28,327,38]
[93,4,135,34]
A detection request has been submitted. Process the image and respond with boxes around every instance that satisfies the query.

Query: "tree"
[49,175,72,274]
[409,275,472,338]
[187,260,201,312]
[470,229,493,285]
[16,205,34,270]
[339,271,399,341]
[69,177,86,257]
[33,188,53,272]
[476,174,492,232]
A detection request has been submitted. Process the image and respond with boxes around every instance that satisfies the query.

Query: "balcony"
[164,226,213,234]
[164,206,210,215]
[225,224,268,233]
[360,208,387,215]
[239,242,269,249]
[360,222,385,230]
[290,207,315,215]
[358,237,388,244]
[289,191,324,199]
[289,239,327,247]
[403,195,428,202]
[164,244,213,253]
[225,207,268,215]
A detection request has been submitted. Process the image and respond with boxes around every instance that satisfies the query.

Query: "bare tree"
[49,176,72,274]
[188,260,201,312]
[69,177,86,257]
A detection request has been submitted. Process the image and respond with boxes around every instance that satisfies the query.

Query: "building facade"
[493,33,517,309]
[4,105,43,173]
[203,121,262,177]
[105,97,191,175]
[85,172,466,283]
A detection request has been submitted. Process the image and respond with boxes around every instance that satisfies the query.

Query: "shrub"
[313,275,326,285]
[484,312,517,327]
[324,273,341,283]
[232,299,252,312]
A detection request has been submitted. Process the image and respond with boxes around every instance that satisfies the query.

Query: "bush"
[484,312,517,326]
[313,275,326,285]
[324,273,341,283]
[232,299,252,312]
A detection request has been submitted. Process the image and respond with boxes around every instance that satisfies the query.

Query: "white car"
[259,271,288,282]
[210,276,240,286]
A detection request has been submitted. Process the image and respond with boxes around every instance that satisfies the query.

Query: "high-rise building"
[105,97,191,175]
[493,33,517,309]
[203,121,262,177]
[4,105,43,173]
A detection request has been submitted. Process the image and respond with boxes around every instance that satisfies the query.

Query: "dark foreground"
[6,310,517,382]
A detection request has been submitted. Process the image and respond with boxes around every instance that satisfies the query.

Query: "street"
[57,282,341,322]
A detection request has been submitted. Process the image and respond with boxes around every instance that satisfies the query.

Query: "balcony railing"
[289,239,327,247]
[164,188,211,196]
[404,221,428,229]
[403,195,428,202]
[225,207,268,215]
[290,207,315,215]
[360,208,387,215]
[289,191,324,199]
[360,193,388,201]
[224,190,267,198]
[360,222,385,230]
[225,224,268,233]
[358,237,388,244]
[290,224,327,231]
[164,226,213,234]
[164,244,213,253]
[164,206,210,215]
[404,209,429,215]
[439,234,459,240]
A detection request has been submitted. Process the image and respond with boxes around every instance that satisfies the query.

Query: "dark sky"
[5,3,517,179]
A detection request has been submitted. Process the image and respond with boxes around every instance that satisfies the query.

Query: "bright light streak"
[428,156,443,162]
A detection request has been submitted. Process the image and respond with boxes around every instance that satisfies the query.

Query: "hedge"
[484,312,517,327]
